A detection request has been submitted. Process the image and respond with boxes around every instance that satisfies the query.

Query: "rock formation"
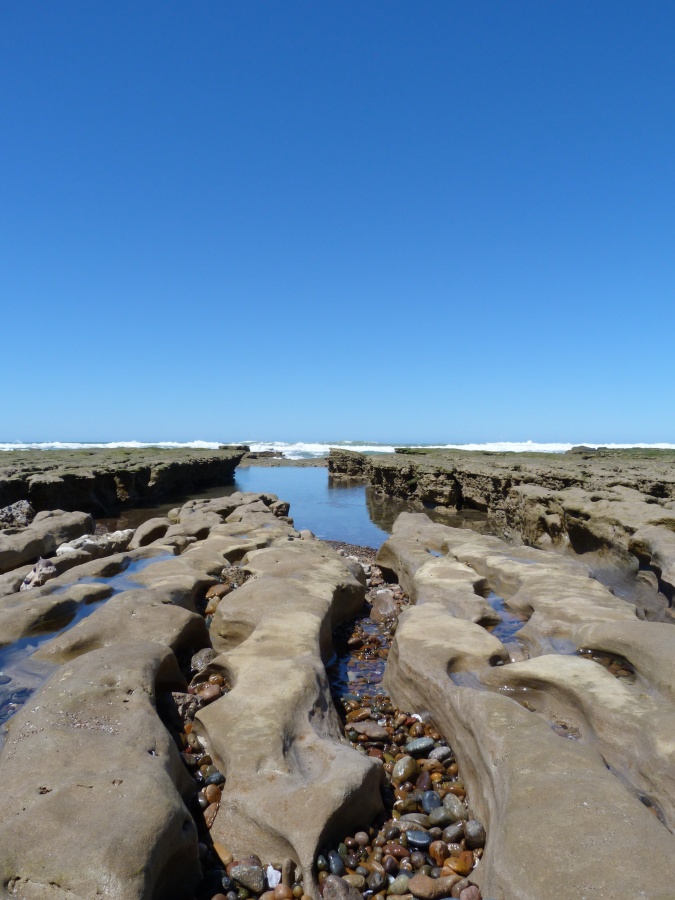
[0,446,246,514]
[379,512,675,899]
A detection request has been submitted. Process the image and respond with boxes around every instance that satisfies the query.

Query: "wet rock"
[421,791,442,814]
[429,746,453,762]
[204,801,220,829]
[408,874,462,900]
[328,850,347,876]
[404,737,435,758]
[367,871,387,892]
[351,720,390,741]
[463,821,485,850]
[442,794,467,822]
[429,807,461,828]
[343,873,366,891]
[371,590,399,623]
[406,831,432,852]
[388,873,413,895]
[441,823,464,844]
[392,755,420,783]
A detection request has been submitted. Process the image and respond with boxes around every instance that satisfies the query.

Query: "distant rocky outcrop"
[0,446,246,514]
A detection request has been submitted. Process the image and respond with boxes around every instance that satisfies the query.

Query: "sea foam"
[3,440,675,459]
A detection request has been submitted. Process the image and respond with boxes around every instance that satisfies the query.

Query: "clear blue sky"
[2,1,673,443]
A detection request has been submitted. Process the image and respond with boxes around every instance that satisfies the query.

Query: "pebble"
[387,873,413,895]
[399,813,431,828]
[230,864,265,894]
[404,738,436,757]
[197,683,222,703]
[407,874,462,900]
[328,850,347,876]
[286,553,486,900]
[204,783,222,803]
[350,721,390,741]
[442,794,467,822]
[205,771,226,786]
[459,888,482,900]
[206,583,232,599]
[428,746,453,762]
[442,823,465,844]
[405,831,433,851]
[204,801,219,829]
[322,875,365,900]
[392,756,420,784]
[442,852,474,877]
[464,821,486,850]
[191,647,217,672]
[428,807,459,828]
[367,872,386,892]
[421,791,442,814]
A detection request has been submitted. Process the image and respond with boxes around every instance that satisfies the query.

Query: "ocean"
[2,440,675,458]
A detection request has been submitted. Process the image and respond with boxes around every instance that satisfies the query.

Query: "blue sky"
[2,1,673,443]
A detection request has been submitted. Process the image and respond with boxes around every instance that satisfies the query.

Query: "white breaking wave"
[241,441,399,458]
[2,440,675,459]
[225,440,675,458]
[0,440,224,452]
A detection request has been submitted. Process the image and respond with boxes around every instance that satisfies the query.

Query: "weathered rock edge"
[195,539,383,897]
[0,491,288,899]
[0,447,246,514]
[330,447,675,605]
[384,609,675,899]
[0,642,199,900]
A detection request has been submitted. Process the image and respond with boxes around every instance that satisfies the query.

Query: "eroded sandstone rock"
[196,538,383,894]
[384,603,675,899]
[379,512,675,898]
[0,643,200,899]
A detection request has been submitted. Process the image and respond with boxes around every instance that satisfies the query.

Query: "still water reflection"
[102,466,488,549]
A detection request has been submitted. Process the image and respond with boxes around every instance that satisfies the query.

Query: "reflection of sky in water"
[233,467,391,548]
[102,467,490,549]
[486,591,527,643]
[0,552,172,740]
